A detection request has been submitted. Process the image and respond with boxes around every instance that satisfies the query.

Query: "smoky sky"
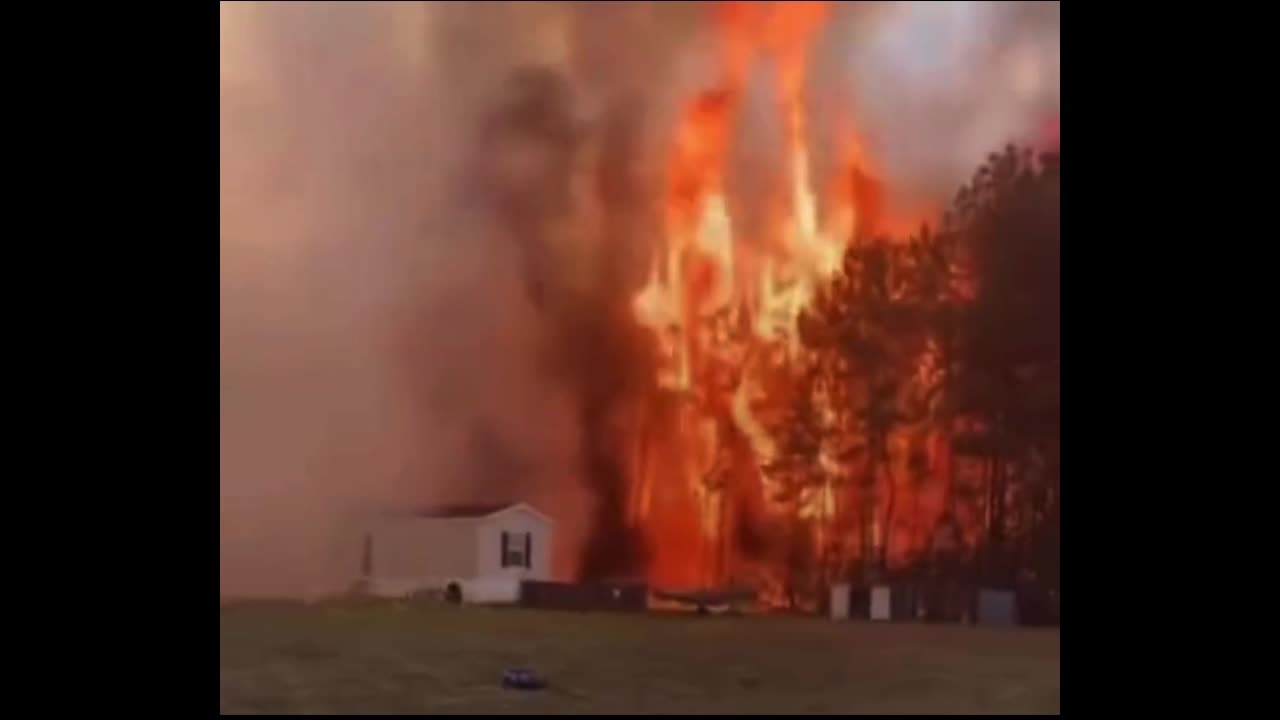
[220,1,1058,597]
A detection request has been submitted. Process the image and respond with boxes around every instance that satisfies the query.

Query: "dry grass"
[220,602,1059,714]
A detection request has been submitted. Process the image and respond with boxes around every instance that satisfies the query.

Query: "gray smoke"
[220,1,590,597]
[817,1,1060,203]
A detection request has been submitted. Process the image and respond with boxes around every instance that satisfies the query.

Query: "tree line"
[761,145,1060,600]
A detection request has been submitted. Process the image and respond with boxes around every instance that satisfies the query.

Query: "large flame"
[625,2,841,595]
[623,2,950,603]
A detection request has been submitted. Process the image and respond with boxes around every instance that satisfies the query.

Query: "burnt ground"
[220,602,1060,714]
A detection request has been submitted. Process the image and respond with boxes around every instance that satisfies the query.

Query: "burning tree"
[628,137,1060,602]
[611,10,1058,610]
[469,2,1059,610]
[788,146,1060,595]
[943,146,1060,590]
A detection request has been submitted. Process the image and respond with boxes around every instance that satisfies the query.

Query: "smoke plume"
[820,1,1061,201]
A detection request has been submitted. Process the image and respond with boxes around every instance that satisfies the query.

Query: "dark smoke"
[473,65,656,579]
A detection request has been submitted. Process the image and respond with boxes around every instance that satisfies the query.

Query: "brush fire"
[618,2,934,609]
[523,1,1061,613]
[443,0,1058,615]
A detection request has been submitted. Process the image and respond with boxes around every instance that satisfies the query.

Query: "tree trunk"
[981,454,995,585]
[880,445,897,571]
[910,479,922,560]
[940,318,957,517]
[862,446,877,578]
[821,505,834,586]
[987,455,1006,586]
[828,473,842,584]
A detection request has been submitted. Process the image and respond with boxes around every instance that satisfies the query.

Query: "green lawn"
[220,602,1060,714]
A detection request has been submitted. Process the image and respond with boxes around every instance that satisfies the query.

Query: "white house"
[359,502,554,604]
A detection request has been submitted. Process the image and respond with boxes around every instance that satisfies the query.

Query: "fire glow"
[620,1,937,602]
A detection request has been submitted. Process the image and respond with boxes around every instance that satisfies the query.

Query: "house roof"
[414,503,520,519]
[406,501,555,525]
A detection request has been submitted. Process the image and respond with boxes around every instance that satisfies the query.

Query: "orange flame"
[625,1,946,600]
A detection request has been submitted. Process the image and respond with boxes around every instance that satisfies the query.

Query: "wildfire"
[622,2,883,599]
[616,1,964,607]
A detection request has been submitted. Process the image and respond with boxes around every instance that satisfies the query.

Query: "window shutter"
[501,531,509,567]
[524,533,532,569]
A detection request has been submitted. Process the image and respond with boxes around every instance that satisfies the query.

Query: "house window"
[501,531,532,569]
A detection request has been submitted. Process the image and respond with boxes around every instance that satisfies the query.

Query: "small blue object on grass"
[977,589,1018,627]
[502,668,547,691]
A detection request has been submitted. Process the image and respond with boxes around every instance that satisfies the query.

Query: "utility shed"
[360,502,554,603]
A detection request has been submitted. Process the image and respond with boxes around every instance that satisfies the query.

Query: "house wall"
[476,507,553,583]
[366,515,479,596]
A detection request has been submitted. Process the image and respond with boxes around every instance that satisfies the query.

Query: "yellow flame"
[626,1,884,589]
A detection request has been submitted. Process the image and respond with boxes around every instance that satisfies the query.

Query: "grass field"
[220,602,1060,714]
